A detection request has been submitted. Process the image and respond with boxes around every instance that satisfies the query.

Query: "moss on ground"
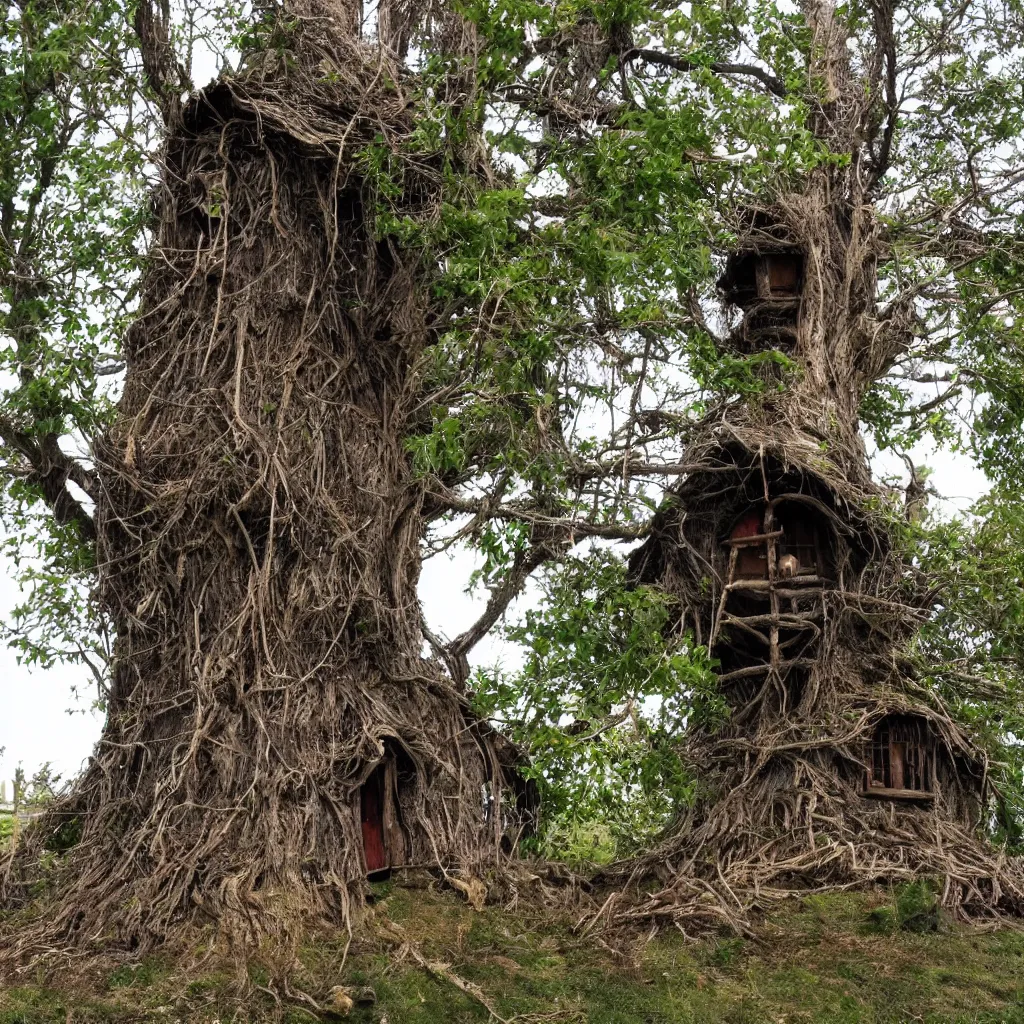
[2,886,1023,1023]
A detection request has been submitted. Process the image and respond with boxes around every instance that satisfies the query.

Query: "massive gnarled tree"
[609,3,1024,926]
[2,0,1024,965]
[1,0,530,960]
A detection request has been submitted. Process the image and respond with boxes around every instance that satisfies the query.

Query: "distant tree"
[1,0,1023,965]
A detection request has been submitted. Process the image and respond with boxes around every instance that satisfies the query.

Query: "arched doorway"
[713,496,834,689]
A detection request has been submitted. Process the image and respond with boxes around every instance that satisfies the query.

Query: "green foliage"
[472,550,721,857]
[9,762,61,809]
[0,0,152,684]
[912,494,1024,847]
[0,763,65,852]
[868,880,943,935]
[859,0,1024,464]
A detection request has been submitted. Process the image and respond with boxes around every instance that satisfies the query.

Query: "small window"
[776,507,821,578]
[863,718,934,801]
[765,254,802,297]
[719,252,804,309]
[720,253,759,308]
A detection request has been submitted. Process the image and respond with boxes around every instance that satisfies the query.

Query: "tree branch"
[571,458,739,484]
[898,386,962,421]
[444,547,551,684]
[431,489,647,542]
[866,0,899,190]
[624,48,787,98]
[0,416,96,542]
[132,0,186,124]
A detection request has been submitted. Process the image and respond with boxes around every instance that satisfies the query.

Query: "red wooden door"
[731,510,768,579]
[361,767,388,873]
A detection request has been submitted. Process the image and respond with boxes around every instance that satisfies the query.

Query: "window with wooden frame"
[719,250,804,351]
[713,499,832,686]
[764,253,802,297]
[862,717,935,802]
[719,252,804,308]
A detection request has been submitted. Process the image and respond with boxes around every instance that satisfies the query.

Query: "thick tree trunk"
[624,174,1024,930]
[1,14,512,959]
[620,4,1024,928]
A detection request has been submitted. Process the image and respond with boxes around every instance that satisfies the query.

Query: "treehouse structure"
[627,197,1022,922]
[718,239,804,352]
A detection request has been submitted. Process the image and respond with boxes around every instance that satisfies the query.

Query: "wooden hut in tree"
[626,192,1021,924]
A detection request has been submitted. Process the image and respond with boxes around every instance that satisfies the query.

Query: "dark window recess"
[719,252,804,308]
[777,512,820,578]
[721,253,760,308]
[863,719,935,800]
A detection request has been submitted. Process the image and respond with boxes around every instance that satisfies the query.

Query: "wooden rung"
[716,664,771,682]
[725,530,784,548]
[859,787,934,803]
[720,612,821,629]
[717,657,816,682]
[726,576,828,592]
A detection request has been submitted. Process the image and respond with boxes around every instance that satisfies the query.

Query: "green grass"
[2,886,1023,1023]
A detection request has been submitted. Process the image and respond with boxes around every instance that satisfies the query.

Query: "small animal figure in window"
[777,553,799,579]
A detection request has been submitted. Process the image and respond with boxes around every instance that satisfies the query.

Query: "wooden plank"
[717,657,817,682]
[860,787,934,803]
[710,544,739,648]
[725,530,784,547]
[891,742,906,791]
[726,576,828,592]
[767,254,801,296]
[383,758,407,868]
[720,612,822,629]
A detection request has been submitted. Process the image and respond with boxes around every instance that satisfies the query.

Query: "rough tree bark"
[0,1,519,962]
[621,0,1024,929]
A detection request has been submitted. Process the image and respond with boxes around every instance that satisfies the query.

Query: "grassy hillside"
[2,882,1023,1023]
